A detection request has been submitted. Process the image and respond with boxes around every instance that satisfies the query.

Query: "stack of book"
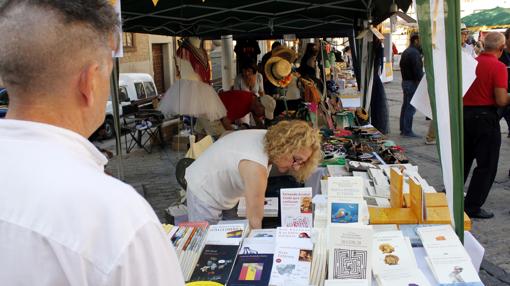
[309,228,328,286]
[237,197,279,218]
[280,187,314,228]
[167,221,209,281]
[269,227,314,286]
[368,168,390,198]
[227,229,276,286]
[372,230,430,286]
[189,223,246,285]
[417,225,483,285]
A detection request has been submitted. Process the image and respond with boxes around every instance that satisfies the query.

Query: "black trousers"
[463,106,501,212]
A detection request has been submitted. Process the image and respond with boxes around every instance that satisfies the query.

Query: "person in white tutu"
[158,37,226,121]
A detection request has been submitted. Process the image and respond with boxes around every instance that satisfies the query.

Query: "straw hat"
[265,57,293,87]
[271,46,297,63]
[264,47,297,88]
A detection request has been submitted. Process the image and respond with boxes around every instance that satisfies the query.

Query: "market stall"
[113,0,478,285]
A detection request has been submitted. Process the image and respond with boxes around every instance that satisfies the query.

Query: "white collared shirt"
[0,119,185,286]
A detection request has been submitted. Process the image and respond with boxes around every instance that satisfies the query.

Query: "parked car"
[98,73,158,139]
[0,88,8,118]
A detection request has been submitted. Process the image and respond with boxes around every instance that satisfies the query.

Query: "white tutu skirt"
[159,79,227,121]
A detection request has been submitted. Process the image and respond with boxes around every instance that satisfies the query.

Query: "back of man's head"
[0,0,118,95]
[271,41,281,50]
[504,28,510,41]
[483,32,505,52]
[410,33,420,45]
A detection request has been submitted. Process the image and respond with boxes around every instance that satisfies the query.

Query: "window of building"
[123,32,135,50]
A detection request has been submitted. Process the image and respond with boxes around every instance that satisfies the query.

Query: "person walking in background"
[0,1,185,285]
[461,24,477,58]
[463,32,509,219]
[498,29,510,138]
[399,33,423,137]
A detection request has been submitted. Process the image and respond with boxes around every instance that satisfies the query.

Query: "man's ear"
[78,62,100,108]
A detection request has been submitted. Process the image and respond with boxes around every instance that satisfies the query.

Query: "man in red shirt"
[195,90,270,138]
[463,32,509,219]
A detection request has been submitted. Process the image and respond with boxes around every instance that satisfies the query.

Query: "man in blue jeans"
[399,33,424,137]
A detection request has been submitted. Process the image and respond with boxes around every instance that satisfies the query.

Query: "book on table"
[416,225,482,285]
[372,230,431,286]
[326,224,373,285]
[327,176,365,201]
[238,197,278,218]
[280,187,313,228]
[190,244,241,285]
[268,235,314,286]
[189,224,246,285]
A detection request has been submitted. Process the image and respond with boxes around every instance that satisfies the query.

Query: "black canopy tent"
[120,0,412,39]
[110,0,412,166]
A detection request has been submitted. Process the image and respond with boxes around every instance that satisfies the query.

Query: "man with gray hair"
[463,32,509,219]
[0,1,185,285]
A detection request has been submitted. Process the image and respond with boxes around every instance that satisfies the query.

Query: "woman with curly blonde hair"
[185,120,321,229]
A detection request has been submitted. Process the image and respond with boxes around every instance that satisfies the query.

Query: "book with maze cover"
[226,254,274,286]
[324,279,369,285]
[189,244,240,285]
[327,224,373,283]
[280,187,313,228]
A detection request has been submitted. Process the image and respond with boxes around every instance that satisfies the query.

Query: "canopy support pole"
[221,35,234,91]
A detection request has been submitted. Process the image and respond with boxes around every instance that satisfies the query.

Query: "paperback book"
[238,197,279,218]
[189,244,240,285]
[327,224,373,284]
[327,176,365,201]
[417,225,482,285]
[227,254,274,286]
[280,188,313,228]
[206,224,246,245]
[269,238,314,286]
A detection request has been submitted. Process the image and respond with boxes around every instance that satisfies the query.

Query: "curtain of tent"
[356,35,375,111]
[416,0,464,240]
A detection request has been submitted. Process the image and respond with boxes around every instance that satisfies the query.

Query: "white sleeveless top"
[185,130,269,209]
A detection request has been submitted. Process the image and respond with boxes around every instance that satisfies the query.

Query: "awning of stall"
[462,7,510,29]
[121,0,413,39]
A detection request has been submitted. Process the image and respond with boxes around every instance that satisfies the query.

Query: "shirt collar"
[479,52,497,59]
[0,119,107,168]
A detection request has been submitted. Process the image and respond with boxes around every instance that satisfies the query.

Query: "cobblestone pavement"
[97,73,510,285]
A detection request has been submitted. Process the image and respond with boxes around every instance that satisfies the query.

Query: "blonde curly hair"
[264,120,322,182]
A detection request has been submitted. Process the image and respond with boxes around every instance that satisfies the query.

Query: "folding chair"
[121,105,164,154]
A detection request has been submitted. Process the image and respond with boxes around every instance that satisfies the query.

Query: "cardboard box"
[172,135,189,151]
